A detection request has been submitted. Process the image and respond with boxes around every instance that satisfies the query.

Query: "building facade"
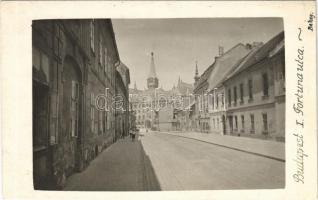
[223,32,285,141]
[32,19,128,189]
[192,32,285,142]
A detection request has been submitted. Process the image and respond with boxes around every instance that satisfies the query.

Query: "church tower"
[147,52,159,89]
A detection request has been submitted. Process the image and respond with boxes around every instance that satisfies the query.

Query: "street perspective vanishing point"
[32,18,285,191]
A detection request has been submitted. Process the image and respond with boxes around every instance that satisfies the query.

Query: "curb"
[159,132,285,162]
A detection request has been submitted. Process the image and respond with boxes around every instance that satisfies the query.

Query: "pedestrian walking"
[132,130,136,142]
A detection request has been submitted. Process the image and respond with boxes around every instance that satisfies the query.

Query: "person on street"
[129,129,133,140]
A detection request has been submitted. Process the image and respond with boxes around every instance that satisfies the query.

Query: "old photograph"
[32,18,285,191]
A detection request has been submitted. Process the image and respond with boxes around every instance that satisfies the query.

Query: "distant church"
[129,52,193,131]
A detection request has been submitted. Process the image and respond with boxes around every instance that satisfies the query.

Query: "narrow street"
[64,131,284,191]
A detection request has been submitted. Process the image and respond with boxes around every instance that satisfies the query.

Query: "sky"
[112,18,283,90]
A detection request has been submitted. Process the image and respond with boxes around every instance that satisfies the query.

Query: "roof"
[223,31,285,82]
[173,80,194,95]
[207,43,252,91]
[194,63,215,92]
[109,19,120,63]
[195,43,252,93]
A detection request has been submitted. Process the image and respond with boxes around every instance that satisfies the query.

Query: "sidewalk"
[64,136,160,191]
[160,131,285,161]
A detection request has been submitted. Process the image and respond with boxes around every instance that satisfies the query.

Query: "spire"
[148,52,157,78]
[147,52,159,89]
[195,61,199,76]
[194,61,200,84]
[134,81,137,90]
[178,76,181,85]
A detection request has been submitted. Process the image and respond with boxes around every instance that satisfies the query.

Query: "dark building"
[115,63,130,139]
[32,19,126,189]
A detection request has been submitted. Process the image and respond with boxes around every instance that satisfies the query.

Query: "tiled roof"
[223,31,284,82]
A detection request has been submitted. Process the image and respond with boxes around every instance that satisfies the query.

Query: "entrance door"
[33,81,52,189]
[222,115,226,135]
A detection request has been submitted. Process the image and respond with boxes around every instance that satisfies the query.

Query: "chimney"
[252,42,263,47]
[245,43,252,50]
[219,46,224,56]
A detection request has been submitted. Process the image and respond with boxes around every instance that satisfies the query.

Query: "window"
[108,56,112,77]
[209,94,213,109]
[248,79,253,100]
[210,94,214,110]
[240,83,244,103]
[216,94,219,108]
[103,111,107,134]
[33,47,41,71]
[262,113,268,132]
[228,89,231,107]
[217,118,219,129]
[233,86,237,105]
[33,47,50,82]
[262,73,269,97]
[104,47,108,73]
[221,93,224,107]
[107,110,111,130]
[90,20,95,52]
[98,110,103,134]
[234,116,238,130]
[205,95,209,112]
[99,36,103,65]
[71,81,79,137]
[250,114,255,133]
[213,119,215,128]
[90,93,95,133]
[241,115,245,132]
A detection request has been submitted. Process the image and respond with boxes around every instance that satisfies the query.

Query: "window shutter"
[91,93,95,106]
[99,37,103,64]
[90,93,95,133]
[71,81,76,100]
[104,47,108,73]
[90,21,95,52]
[32,47,41,70]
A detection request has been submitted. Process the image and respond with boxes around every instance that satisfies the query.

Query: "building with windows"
[192,31,285,142]
[193,44,253,133]
[222,31,285,141]
[32,19,127,189]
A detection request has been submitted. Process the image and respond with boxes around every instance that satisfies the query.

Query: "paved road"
[64,132,284,191]
[141,132,284,190]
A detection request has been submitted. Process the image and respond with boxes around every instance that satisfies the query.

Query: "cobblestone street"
[64,131,284,190]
